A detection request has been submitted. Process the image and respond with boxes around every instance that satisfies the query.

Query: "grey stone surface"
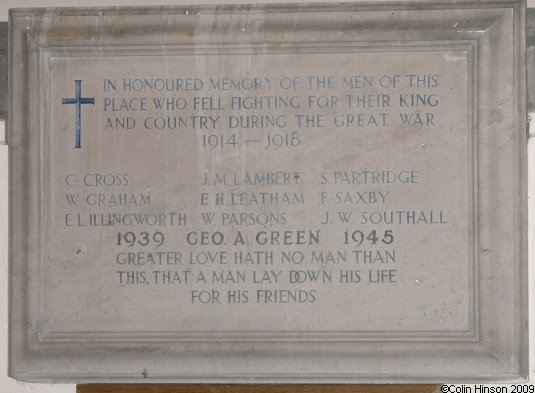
[527,8,535,47]
[528,9,535,112]
[8,1,528,383]
[0,22,7,120]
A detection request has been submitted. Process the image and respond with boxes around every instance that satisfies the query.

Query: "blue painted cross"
[62,80,95,149]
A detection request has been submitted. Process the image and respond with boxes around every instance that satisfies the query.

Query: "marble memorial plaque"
[8,1,528,383]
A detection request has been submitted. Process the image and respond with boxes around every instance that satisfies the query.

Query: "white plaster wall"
[0,1,534,392]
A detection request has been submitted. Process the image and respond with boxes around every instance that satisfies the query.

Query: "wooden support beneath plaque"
[76,384,440,393]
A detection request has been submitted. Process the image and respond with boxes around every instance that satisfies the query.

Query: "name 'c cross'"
[62,80,95,148]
